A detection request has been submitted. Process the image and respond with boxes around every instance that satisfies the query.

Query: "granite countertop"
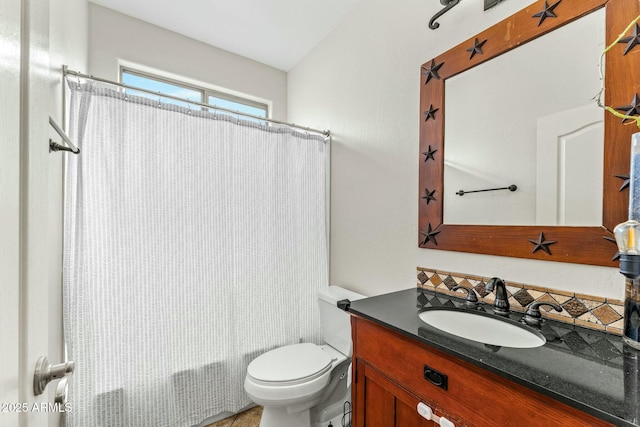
[348,287,640,427]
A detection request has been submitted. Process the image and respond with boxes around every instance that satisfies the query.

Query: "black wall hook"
[429,0,461,30]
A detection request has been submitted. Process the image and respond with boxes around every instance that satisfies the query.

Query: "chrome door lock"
[34,356,75,396]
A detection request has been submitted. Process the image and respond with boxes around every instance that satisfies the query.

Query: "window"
[120,68,269,123]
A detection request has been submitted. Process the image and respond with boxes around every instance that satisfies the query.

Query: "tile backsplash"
[417,267,625,335]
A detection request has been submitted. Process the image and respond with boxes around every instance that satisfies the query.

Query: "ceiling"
[89,0,360,71]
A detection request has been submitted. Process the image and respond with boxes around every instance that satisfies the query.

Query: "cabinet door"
[354,360,435,427]
[353,317,613,427]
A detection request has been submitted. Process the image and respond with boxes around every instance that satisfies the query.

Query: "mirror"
[418,0,640,267]
[444,9,605,226]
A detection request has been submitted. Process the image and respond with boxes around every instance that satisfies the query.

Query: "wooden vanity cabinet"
[356,361,437,426]
[351,316,613,427]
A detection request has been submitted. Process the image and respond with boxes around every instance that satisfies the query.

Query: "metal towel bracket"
[49,116,80,154]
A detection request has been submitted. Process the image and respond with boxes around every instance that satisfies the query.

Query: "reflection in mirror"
[443,8,605,226]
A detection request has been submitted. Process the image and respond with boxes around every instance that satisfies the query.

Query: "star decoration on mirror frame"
[603,236,621,261]
[619,23,640,55]
[423,105,439,121]
[528,232,557,255]
[615,174,630,191]
[532,0,562,27]
[422,145,438,162]
[420,223,441,246]
[421,59,444,85]
[466,38,487,59]
[614,93,640,122]
[421,188,437,204]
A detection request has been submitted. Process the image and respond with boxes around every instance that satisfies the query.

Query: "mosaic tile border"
[417,267,625,336]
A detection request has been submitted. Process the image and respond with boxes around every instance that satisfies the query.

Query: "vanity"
[362,0,640,423]
[348,288,640,426]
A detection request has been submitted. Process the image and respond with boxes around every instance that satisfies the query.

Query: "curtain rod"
[49,115,80,154]
[63,66,331,138]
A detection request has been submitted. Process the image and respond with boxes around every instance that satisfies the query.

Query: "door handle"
[33,356,75,395]
[54,378,69,405]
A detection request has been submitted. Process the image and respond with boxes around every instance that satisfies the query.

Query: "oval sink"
[418,309,546,348]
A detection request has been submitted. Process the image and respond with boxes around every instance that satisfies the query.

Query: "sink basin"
[418,309,546,348]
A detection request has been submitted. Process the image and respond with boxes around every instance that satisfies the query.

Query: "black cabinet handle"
[424,365,448,390]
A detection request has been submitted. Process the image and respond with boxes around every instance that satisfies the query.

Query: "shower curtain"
[63,81,328,426]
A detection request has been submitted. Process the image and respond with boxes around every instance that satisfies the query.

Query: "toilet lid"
[247,343,333,384]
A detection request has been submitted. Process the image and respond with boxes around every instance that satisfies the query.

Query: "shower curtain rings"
[63,66,330,137]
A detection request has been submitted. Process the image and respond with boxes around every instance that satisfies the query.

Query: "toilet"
[244,286,364,427]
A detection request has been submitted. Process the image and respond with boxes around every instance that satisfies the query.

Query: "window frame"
[120,67,269,119]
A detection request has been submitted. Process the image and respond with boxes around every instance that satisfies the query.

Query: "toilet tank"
[318,286,365,356]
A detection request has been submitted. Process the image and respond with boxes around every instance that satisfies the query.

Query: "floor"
[206,406,262,427]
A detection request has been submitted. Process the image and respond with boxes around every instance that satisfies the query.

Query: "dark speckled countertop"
[348,288,640,427]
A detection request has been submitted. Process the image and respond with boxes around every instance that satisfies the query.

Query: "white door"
[1,0,68,426]
[0,0,24,423]
[536,103,604,226]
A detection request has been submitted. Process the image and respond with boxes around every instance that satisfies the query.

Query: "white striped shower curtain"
[63,81,328,426]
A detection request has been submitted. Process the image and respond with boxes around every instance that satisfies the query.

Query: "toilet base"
[259,406,311,427]
[253,357,352,427]
[311,411,350,427]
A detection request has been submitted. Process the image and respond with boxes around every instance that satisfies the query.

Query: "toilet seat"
[247,343,333,386]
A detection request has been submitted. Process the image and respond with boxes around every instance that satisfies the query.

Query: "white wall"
[88,4,288,121]
[287,0,621,299]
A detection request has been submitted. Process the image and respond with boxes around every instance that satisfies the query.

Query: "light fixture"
[429,0,460,30]
[613,132,640,350]
[614,219,640,276]
[484,0,506,11]
[429,0,507,30]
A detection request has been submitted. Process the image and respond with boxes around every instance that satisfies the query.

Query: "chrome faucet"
[485,277,509,316]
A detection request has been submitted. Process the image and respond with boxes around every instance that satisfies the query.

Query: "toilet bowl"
[244,286,364,427]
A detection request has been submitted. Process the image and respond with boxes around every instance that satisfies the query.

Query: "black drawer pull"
[424,365,448,390]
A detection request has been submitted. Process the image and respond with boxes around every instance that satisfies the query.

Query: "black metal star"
[528,232,557,255]
[423,105,439,122]
[614,93,640,123]
[421,59,444,85]
[603,236,621,261]
[619,23,640,55]
[615,174,630,191]
[422,145,438,162]
[421,188,437,204]
[467,38,487,59]
[532,0,562,27]
[420,223,441,246]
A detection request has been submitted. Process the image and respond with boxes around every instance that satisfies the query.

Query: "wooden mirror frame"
[418,0,640,267]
